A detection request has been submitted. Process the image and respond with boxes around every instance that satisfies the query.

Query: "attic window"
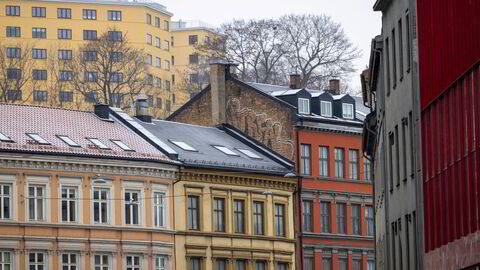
[320,101,332,117]
[170,140,197,152]
[26,133,50,145]
[0,132,14,143]
[87,138,110,149]
[57,135,81,147]
[236,148,262,159]
[111,139,134,151]
[213,145,239,156]
[298,98,310,114]
[342,103,354,119]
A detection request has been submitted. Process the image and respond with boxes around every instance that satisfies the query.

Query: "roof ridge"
[0,102,92,114]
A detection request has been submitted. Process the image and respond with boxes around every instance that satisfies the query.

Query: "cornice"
[176,230,296,244]
[300,232,374,242]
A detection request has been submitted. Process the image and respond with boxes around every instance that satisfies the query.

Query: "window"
[300,144,311,175]
[170,141,197,151]
[108,10,122,21]
[385,37,391,93]
[84,30,97,40]
[392,28,397,86]
[335,148,345,178]
[87,138,109,149]
[6,26,21,37]
[85,91,97,103]
[33,70,47,80]
[216,259,227,270]
[164,40,170,51]
[233,199,245,233]
[6,6,20,16]
[320,101,332,117]
[29,252,46,270]
[342,103,354,119]
[164,20,169,31]
[398,19,404,78]
[111,93,123,106]
[409,111,414,178]
[395,126,400,186]
[147,34,152,45]
[189,54,199,64]
[7,48,21,59]
[58,50,72,60]
[275,204,285,236]
[108,31,122,41]
[320,202,330,233]
[93,187,109,224]
[156,37,161,48]
[190,257,201,270]
[0,251,12,269]
[352,259,361,270]
[59,71,73,81]
[156,57,161,68]
[146,14,151,24]
[402,119,407,180]
[339,258,348,270]
[277,262,288,270]
[27,133,49,144]
[389,132,395,190]
[32,7,46,17]
[83,9,96,20]
[366,206,374,236]
[156,97,162,108]
[303,200,312,232]
[352,204,361,235]
[368,260,375,270]
[213,145,239,156]
[126,255,141,270]
[349,149,359,180]
[125,190,140,225]
[57,135,80,147]
[298,98,310,114]
[62,253,78,270]
[7,69,21,80]
[171,37,174,47]
[155,256,167,270]
[188,195,200,230]
[111,140,133,151]
[190,74,199,84]
[165,80,171,92]
[213,198,225,232]
[237,149,262,159]
[253,201,264,235]
[58,29,72,39]
[57,8,71,19]
[0,132,14,143]
[109,72,123,83]
[0,184,12,219]
[189,35,198,45]
[236,260,246,270]
[110,52,123,62]
[33,90,48,102]
[255,261,266,270]
[153,192,165,227]
[304,257,313,270]
[61,186,77,222]
[28,185,45,221]
[155,17,160,28]
[94,254,110,270]
[364,157,372,182]
[84,51,98,62]
[147,54,152,65]
[319,146,329,177]
[336,203,346,234]
[59,91,73,102]
[323,258,332,270]
[32,49,47,59]
[171,56,175,66]
[406,11,411,71]
[165,100,171,112]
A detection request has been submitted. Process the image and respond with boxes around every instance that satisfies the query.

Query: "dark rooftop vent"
[135,94,152,123]
[94,104,110,120]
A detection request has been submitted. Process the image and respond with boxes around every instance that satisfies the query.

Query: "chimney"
[135,94,152,123]
[329,79,340,95]
[289,74,301,89]
[94,104,110,119]
[209,59,237,126]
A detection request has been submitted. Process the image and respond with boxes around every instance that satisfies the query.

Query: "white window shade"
[342,103,354,119]
[298,98,310,114]
[320,101,332,117]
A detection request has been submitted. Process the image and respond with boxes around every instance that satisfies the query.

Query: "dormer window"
[342,103,354,119]
[0,132,14,143]
[320,101,332,117]
[26,133,50,145]
[57,135,80,147]
[298,98,310,114]
[87,138,110,149]
[213,145,239,156]
[111,139,134,151]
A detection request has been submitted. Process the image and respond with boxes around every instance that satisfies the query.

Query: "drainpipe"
[295,125,304,270]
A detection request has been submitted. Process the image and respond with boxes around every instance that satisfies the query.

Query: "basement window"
[26,133,50,145]
[57,135,81,147]
[87,138,110,149]
[111,139,134,151]
[170,140,197,152]
[236,148,262,159]
[0,132,14,143]
[213,145,239,156]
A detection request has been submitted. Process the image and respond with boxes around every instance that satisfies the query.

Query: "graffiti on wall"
[226,98,295,160]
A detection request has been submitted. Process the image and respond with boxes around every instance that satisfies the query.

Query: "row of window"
[188,257,288,270]
[12,47,122,62]
[298,98,354,119]
[391,211,418,270]
[187,194,288,237]
[0,181,166,227]
[147,54,171,71]
[146,33,170,50]
[145,13,170,31]
[304,255,375,270]
[300,144,372,181]
[0,251,168,270]
[302,200,374,236]
[6,26,122,40]
[4,67,123,82]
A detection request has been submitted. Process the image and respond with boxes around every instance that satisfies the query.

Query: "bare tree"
[68,27,152,107]
[0,40,37,103]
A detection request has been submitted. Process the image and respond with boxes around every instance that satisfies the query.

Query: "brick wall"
[169,89,213,127]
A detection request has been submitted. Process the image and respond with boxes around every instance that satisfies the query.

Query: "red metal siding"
[417,0,480,109]
[422,63,479,252]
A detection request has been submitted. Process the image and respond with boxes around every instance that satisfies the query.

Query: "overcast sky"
[160,0,381,91]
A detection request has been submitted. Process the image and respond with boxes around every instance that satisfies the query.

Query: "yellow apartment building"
[0,0,199,117]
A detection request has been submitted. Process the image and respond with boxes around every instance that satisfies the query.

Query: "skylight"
[111,139,134,151]
[0,132,14,143]
[213,145,239,156]
[26,133,50,145]
[170,140,197,152]
[57,135,81,147]
[236,148,262,159]
[87,138,110,149]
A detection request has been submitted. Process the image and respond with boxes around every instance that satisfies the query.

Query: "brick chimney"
[135,94,152,123]
[329,79,340,95]
[210,59,237,126]
[289,74,301,89]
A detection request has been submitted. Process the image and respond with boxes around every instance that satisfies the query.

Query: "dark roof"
[116,112,293,174]
[0,103,170,162]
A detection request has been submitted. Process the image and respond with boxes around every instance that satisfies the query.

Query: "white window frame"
[92,179,113,225]
[123,182,144,226]
[152,190,166,228]
[155,255,167,270]
[0,250,13,269]
[27,176,49,222]
[298,98,310,114]
[60,178,82,223]
[320,101,332,117]
[342,103,354,119]
[28,251,47,270]
[61,252,80,270]
[93,253,112,270]
[0,182,12,220]
[126,254,142,270]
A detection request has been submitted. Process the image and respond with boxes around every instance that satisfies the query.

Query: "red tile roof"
[0,103,170,162]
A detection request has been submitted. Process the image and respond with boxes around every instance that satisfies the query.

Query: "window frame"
[213,197,226,232]
[32,69,47,81]
[28,184,46,222]
[57,28,72,40]
[320,100,332,117]
[125,254,142,270]
[336,202,346,234]
[0,250,13,269]
[32,48,47,59]
[302,200,313,232]
[60,185,79,223]
[298,98,310,114]
[320,201,330,233]
[335,148,345,178]
[124,189,141,226]
[57,8,71,19]
[108,10,122,21]
[155,255,167,270]
[59,91,73,103]
[319,146,329,177]
[0,183,12,220]
[6,6,20,16]
[233,199,245,234]
[274,203,286,237]
[28,251,47,270]
[153,191,166,228]
[349,149,359,180]
[342,103,354,119]
[32,7,46,18]
[252,200,265,235]
[92,184,111,225]
[83,30,97,41]
[6,26,21,37]
[187,194,201,231]
[61,252,79,270]
[58,50,72,60]
[352,204,361,235]
[93,254,111,270]
[83,9,97,20]
[300,144,311,176]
